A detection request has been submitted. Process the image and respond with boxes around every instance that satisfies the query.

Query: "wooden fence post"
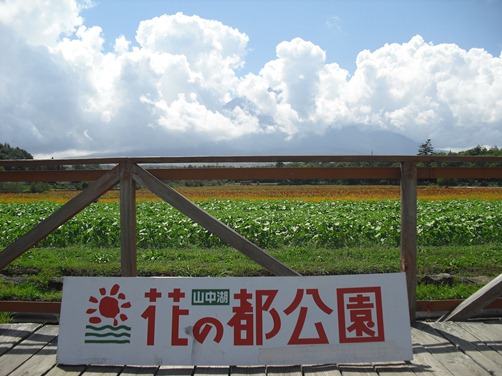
[120,161,137,277]
[400,161,417,322]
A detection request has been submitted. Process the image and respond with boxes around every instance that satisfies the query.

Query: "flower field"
[0,185,501,203]
[1,185,501,249]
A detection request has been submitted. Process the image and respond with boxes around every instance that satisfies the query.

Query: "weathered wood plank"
[267,365,302,376]
[443,274,502,321]
[231,366,267,376]
[303,364,341,376]
[0,323,41,356]
[8,335,58,376]
[430,322,502,376]
[459,321,502,353]
[410,342,455,376]
[120,162,137,277]
[400,161,417,322]
[44,364,88,376]
[157,365,196,376]
[132,164,300,277]
[80,365,123,375]
[120,366,160,375]
[337,363,376,376]
[371,361,415,376]
[412,322,490,375]
[193,366,230,376]
[0,324,58,375]
[0,166,120,269]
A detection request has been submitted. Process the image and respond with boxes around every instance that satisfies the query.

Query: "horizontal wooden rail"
[0,167,399,182]
[1,167,501,182]
[1,154,502,167]
[418,167,502,179]
[0,170,107,182]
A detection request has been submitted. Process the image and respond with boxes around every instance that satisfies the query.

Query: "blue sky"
[0,0,501,158]
[82,0,502,74]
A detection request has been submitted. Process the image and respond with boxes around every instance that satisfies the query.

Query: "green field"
[1,199,501,248]
[1,198,501,309]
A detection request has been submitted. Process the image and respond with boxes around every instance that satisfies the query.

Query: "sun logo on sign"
[86,284,131,326]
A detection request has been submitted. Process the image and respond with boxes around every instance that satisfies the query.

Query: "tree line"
[0,143,100,192]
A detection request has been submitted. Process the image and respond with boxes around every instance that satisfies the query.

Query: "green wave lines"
[85,332,131,338]
[85,324,131,344]
[84,339,130,344]
[86,324,131,331]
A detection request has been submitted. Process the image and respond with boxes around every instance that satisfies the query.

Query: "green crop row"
[0,199,501,249]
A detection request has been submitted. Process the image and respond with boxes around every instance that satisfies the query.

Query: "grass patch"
[0,312,12,323]
[1,244,500,303]
[416,282,481,300]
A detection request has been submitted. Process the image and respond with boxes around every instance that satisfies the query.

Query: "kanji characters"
[337,287,385,343]
[284,289,333,345]
[138,285,386,348]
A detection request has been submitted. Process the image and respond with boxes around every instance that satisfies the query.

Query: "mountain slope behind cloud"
[86,96,419,157]
[88,125,418,157]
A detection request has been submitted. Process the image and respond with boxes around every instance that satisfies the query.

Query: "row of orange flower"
[0,185,501,203]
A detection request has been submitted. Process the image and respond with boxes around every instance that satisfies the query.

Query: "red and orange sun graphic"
[87,284,131,326]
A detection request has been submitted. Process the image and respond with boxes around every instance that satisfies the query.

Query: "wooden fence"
[1,155,502,321]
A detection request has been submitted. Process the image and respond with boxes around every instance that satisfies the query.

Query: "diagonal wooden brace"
[441,273,502,321]
[132,164,300,276]
[0,166,120,270]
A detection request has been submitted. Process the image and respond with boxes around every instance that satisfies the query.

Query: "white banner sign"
[57,273,412,365]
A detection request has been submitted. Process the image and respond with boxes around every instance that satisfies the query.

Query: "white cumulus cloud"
[0,1,501,158]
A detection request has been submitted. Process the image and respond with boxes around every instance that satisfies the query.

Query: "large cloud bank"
[1,0,501,157]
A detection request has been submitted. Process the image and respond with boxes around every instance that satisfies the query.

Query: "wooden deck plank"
[0,324,58,375]
[458,321,502,353]
[337,363,376,376]
[44,364,88,376]
[431,322,502,376]
[413,322,491,376]
[231,366,267,376]
[303,364,341,376]
[371,361,416,376]
[1,322,502,375]
[120,365,160,375]
[80,365,123,375]
[0,323,41,356]
[157,365,195,376]
[8,335,57,376]
[410,342,455,376]
[266,365,302,376]
[479,321,502,345]
[193,366,230,376]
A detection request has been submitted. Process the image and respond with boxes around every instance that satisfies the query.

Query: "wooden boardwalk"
[1,320,501,376]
